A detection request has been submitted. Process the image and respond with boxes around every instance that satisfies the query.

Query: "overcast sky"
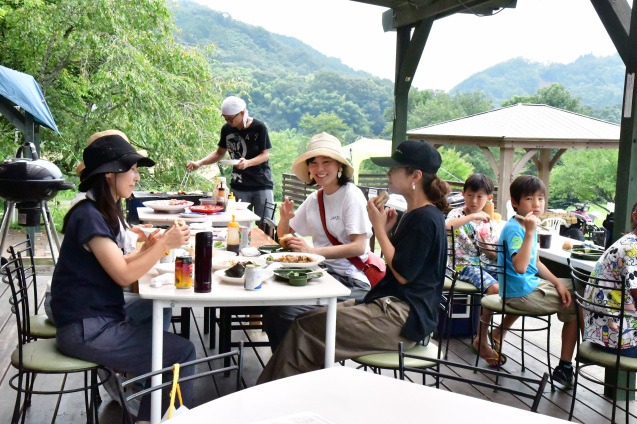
[191,0,622,91]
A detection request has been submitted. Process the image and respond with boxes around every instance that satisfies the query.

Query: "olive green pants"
[257,297,415,384]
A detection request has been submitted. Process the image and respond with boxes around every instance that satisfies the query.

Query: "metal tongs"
[180,171,192,189]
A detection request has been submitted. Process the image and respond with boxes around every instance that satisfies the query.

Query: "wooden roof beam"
[382,0,515,29]
[590,0,631,65]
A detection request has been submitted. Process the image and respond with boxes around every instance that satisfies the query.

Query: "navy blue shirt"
[51,201,126,327]
[219,118,273,191]
[364,205,447,342]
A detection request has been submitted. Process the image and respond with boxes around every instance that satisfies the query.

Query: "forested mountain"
[452,55,624,108]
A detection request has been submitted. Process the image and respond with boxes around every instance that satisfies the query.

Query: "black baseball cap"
[79,134,155,192]
[371,140,441,174]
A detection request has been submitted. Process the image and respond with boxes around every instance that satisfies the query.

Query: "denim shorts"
[457,265,498,292]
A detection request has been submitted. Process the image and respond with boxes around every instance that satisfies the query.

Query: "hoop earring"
[412,182,416,190]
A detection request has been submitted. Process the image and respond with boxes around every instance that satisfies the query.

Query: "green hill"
[451,55,624,108]
[174,1,371,78]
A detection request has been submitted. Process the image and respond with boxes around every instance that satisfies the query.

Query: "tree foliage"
[0,0,235,187]
[549,149,617,207]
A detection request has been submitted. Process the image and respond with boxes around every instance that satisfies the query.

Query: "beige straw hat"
[291,132,354,184]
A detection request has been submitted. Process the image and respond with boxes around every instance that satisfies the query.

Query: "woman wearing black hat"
[257,140,450,383]
[50,131,195,422]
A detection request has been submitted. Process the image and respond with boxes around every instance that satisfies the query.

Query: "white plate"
[139,227,165,238]
[212,256,266,270]
[155,262,176,275]
[219,159,241,166]
[143,200,194,213]
[260,252,325,268]
[178,212,210,222]
[215,268,273,284]
[234,201,250,210]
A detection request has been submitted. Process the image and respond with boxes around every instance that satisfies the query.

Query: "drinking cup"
[538,232,552,249]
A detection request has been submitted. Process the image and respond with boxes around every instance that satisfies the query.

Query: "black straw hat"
[371,140,441,174]
[79,133,155,192]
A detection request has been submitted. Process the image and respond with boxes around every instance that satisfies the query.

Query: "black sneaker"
[553,364,574,389]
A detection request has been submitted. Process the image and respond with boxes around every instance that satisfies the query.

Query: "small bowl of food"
[287,271,309,287]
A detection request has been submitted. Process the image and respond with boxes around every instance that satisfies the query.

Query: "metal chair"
[3,257,108,424]
[569,263,637,424]
[258,200,277,232]
[540,217,567,234]
[261,217,278,243]
[6,235,56,339]
[476,241,555,391]
[117,342,244,423]
[398,341,550,412]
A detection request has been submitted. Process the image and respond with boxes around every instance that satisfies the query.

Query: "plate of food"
[212,256,266,270]
[571,245,605,260]
[215,268,273,284]
[219,159,241,166]
[261,252,325,268]
[190,205,224,215]
[143,200,193,213]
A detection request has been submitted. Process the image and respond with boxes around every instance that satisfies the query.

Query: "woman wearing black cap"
[50,130,195,422]
[257,140,450,383]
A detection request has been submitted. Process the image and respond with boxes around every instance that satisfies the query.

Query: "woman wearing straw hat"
[262,132,372,351]
[186,96,274,219]
[258,140,450,383]
[51,131,196,422]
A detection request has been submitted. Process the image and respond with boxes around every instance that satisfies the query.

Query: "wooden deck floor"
[0,268,635,423]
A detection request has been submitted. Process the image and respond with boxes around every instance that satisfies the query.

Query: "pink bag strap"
[317,189,367,271]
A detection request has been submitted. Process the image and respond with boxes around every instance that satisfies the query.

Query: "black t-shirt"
[51,200,126,327]
[219,118,273,191]
[364,205,447,342]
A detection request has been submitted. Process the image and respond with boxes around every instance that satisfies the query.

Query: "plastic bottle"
[226,192,237,215]
[194,231,213,293]
[217,179,227,211]
[211,177,220,203]
[483,200,495,221]
[227,215,241,254]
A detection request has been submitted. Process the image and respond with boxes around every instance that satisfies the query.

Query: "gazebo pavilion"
[407,103,620,216]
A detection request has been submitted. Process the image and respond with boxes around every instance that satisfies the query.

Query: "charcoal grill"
[0,143,74,263]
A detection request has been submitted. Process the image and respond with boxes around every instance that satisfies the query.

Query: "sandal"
[488,329,502,351]
[470,343,507,367]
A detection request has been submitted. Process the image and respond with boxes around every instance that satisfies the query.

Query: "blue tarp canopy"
[0,65,58,133]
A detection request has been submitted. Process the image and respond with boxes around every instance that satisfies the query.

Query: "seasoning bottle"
[226,192,237,215]
[482,200,495,221]
[227,215,241,254]
[194,231,213,293]
[217,179,227,211]
[211,177,220,204]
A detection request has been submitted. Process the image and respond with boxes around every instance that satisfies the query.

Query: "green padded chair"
[569,263,637,424]
[476,240,555,391]
[7,236,56,339]
[3,256,107,424]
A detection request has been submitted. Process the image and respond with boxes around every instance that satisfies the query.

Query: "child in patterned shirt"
[446,173,503,366]
[584,201,637,357]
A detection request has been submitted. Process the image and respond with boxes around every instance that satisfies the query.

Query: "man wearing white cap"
[187,96,274,218]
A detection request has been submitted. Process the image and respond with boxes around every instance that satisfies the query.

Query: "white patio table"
[138,266,351,424]
[136,207,260,227]
[167,366,570,424]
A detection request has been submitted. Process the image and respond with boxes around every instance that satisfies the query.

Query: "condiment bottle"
[482,200,495,221]
[217,179,227,211]
[227,215,241,254]
[194,231,213,293]
[226,192,237,215]
[211,177,220,203]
